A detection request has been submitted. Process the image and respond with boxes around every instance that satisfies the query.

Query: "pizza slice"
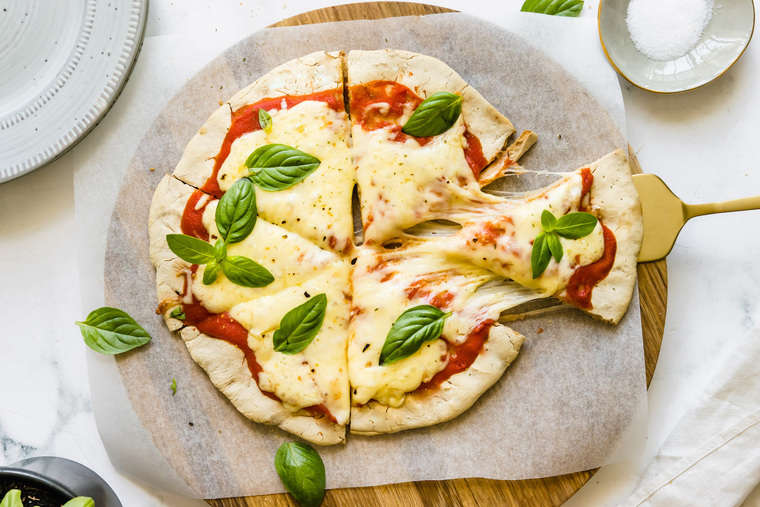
[172,51,354,253]
[347,49,515,244]
[348,243,538,434]
[184,259,351,445]
[149,175,350,444]
[414,149,642,324]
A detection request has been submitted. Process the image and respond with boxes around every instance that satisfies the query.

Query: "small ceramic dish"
[598,0,755,93]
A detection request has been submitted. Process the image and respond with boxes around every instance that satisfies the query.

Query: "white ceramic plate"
[0,0,148,182]
[599,0,755,93]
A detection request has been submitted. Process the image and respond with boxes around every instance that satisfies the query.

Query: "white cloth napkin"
[620,328,760,506]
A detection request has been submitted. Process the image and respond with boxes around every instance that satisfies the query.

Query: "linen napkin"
[621,326,760,506]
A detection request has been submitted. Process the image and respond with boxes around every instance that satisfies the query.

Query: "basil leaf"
[213,238,227,262]
[166,234,215,264]
[531,232,552,278]
[75,307,151,355]
[520,0,584,17]
[0,489,23,507]
[203,259,220,285]
[380,305,451,365]
[170,307,185,321]
[401,92,462,137]
[541,209,557,232]
[215,177,257,244]
[246,144,321,191]
[546,232,563,263]
[221,256,274,287]
[170,377,177,396]
[554,212,598,239]
[275,442,326,507]
[259,109,272,133]
[273,294,327,354]
[62,498,95,507]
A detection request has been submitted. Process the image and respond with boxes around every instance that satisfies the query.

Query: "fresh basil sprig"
[273,294,327,354]
[275,442,326,507]
[402,91,462,137]
[171,377,177,396]
[520,0,584,17]
[379,305,451,365]
[246,144,321,191]
[75,307,151,355]
[258,109,272,133]
[531,209,598,278]
[170,306,185,321]
[166,177,273,288]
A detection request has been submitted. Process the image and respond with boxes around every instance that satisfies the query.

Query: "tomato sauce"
[565,224,617,309]
[181,298,337,423]
[180,189,213,241]
[417,319,495,392]
[349,80,486,174]
[201,88,344,198]
[463,129,488,178]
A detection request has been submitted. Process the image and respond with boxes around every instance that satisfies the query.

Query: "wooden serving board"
[207,3,667,506]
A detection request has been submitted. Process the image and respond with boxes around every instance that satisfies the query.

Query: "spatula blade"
[633,174,688,262]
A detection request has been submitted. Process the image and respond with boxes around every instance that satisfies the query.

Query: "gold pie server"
[634,174,760,262]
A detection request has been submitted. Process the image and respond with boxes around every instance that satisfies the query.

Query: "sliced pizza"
[348,243,538,435]
[413,149,642,324]
[347,49,514,244]
[172,51,355,253]
[148,175,350,444]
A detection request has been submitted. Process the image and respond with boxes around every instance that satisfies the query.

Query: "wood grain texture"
[207,4,667,506]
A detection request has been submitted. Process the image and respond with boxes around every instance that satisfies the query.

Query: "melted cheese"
[229,261,351,423]
[192,200,337,313]
[217,101,354,252]
[351,117,486,244]
[428,171,605,295]
[348,245,531,407]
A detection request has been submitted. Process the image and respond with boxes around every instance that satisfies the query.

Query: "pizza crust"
[350,324,523,435]
[173,50,344,189]
[569,149,643,324]
[181,326,345,445]
[347,49,514,163]
[148,175,196,329]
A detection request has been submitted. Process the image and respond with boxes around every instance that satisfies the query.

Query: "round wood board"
[206,3,668,506]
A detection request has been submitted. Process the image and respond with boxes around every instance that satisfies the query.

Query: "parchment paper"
[89,13,646,499]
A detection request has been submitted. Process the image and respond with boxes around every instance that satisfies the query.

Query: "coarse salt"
[626,0,713,61]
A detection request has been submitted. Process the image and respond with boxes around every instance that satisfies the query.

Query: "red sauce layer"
[463,129,488,178]
[202,88,344,198]
[349,80,486,174]
[181,189,213,241]
[565,224,617,309]
[418,319,495,392]
[181,297,336,423]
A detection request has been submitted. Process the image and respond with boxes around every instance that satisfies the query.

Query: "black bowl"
[1,457,121,507]
[0,467,74,505]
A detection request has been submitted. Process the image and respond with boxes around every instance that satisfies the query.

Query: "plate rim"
[0,0,149,183]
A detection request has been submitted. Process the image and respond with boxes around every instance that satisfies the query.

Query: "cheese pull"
[415,169,607,297]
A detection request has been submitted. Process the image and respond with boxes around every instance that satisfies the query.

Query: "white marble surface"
[1,1,759,505]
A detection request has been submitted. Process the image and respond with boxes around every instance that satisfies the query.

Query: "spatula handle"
[685,195,760,219]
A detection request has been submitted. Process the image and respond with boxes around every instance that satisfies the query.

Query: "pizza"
[148,49,643,444]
